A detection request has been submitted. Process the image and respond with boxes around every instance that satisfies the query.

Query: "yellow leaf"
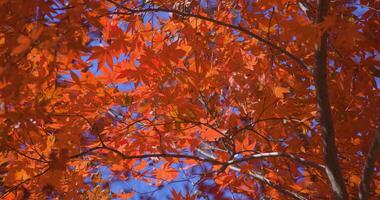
[301,126,308,135]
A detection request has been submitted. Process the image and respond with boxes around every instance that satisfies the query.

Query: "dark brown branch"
[69,146,105,159]
[69,145,224,164]
[0,167,50,199]
[70,145,324,174]
[107,0,309,70]
[359,128,380,200]
[314,0,348,199]
[6,144,48,163]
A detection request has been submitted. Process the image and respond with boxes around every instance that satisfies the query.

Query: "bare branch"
[230,152,325,171]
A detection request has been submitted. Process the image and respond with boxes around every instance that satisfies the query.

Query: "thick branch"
[107,0,309,70]
[196,150,309,200]
[244,170,308,200]
[71,145,324,171]
[314,0,348,199]
[230,152,325,171]
[70,146,311,199]
[359,128,380,200]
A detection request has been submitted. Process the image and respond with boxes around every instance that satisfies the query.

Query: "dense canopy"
[0,0,379,199]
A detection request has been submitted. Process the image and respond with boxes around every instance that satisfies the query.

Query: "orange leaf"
[155,167,178,181]
[349,175,361,185]
[115,192,135,199]
[201,128,221,140]
[15,169,30,181]
[274,86,289,98]
[11,35,32,55]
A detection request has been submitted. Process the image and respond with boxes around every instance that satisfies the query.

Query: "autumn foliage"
[0,0,379,199]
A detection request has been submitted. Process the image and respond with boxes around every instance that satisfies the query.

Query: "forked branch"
[70,145,315,200]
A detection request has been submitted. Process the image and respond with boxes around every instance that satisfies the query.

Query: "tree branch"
[314,0,348,199]
[196,150,309,200]
[70,146,313,200]
[359,128,380,200]
[5,144,48,163]
[69,145,224,164]
[106,0,310,70]
[244,170,308,200]
[230,152,325,171]
[0,167,50,199]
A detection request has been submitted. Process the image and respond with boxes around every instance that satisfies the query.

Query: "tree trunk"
[314,0,348,199]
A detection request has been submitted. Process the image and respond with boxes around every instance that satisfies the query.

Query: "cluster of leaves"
[0,0,379,199]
